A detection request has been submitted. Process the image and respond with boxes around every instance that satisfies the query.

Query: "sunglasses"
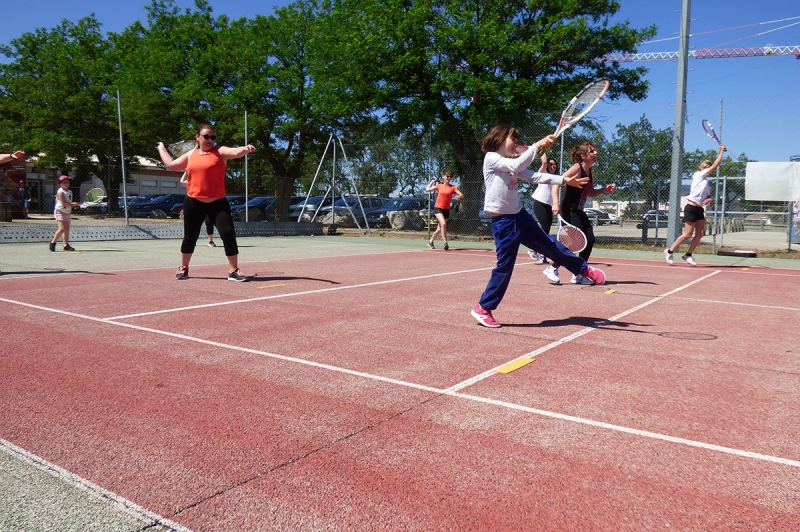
[199,134,216,141]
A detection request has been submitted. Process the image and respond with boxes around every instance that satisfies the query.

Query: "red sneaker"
[583,265,606,285]
[471,304,501,328]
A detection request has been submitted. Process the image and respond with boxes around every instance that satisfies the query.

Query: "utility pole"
[667,0,692,246]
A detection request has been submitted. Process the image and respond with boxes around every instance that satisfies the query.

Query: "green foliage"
[599,115,673,209]
[0,16,115,170]
[0,0,657,221]
[315,0,657,222]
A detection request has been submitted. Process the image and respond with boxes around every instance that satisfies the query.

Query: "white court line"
[3,277,800,470]
[447,271,723,391]
[0,438,193,532]
[103,264,498,321]
[444,391,800,468]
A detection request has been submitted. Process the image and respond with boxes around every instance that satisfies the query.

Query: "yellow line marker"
[494,357,535,374]
[258,283,288,289]
[742,268,750,271]
[604,289,617,295]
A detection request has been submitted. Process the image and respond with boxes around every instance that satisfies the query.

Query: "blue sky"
[2,0,799,163]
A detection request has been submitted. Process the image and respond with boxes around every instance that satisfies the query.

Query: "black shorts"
[683,203,705,223]
[434,208,450,219]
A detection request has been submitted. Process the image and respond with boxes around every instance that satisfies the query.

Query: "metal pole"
[244,110,249,222]
[428,124,432,241]
[116,90,129,225]
[720,176,727,247]
[667,0,691,246]
[712,99,722,252]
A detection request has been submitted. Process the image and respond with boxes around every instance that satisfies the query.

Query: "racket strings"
[563,81,608,123]
[168,140,198,158]
[557,225,587,252]
[84,189,104,204]
[702,120,717,140]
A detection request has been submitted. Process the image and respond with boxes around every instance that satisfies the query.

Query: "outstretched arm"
[218,145,256,160]
[706,144,726,174]
[155,143,190,171]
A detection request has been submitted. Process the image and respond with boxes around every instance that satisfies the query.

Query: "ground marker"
[604,289,617,295]
[258,283,289,289]
[494,357,535,374]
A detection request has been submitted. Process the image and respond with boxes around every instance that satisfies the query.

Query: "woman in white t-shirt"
[664,144,726,266]
[528,154,559,264]
[49,175,78,252]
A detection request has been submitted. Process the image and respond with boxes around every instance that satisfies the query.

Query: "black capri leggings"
[532,199,554,234]
[181,197,238,256]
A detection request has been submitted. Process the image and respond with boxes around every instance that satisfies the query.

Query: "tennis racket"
[556,214,587,253]
[513,80,609,157]
[701,119,726,151]
[159,139,197,158]
[78,188,105,208]
[539,79,610,155]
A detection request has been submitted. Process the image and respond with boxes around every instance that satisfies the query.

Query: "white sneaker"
[682,254,696,266]
[664,249,673,265]
[543,265,560,284]
[571,273,595,285]
[528,250,543,264]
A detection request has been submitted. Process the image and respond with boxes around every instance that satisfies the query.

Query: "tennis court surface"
[2,236,799,531]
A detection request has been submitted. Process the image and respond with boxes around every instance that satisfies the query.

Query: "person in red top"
[156,124,256,282]
[425,170,464,250]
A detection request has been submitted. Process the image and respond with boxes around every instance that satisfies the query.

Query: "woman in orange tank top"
[156,124,256,282]
[424,170,464,250]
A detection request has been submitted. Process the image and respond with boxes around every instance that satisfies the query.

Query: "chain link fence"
[7,94,798,251]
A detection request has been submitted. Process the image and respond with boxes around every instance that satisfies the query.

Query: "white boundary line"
[103,265,498,320]
[0,437,193,532]
[3,270,800,470]
[447,271,723,392]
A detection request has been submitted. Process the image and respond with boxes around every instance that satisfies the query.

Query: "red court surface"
[2,240,800,531]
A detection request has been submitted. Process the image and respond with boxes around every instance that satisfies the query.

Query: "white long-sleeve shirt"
[483,145,564,215]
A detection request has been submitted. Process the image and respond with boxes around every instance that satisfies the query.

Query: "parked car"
[130,194,185,218]
[77,196,108,214]
[641,209,669,221]
[639,209,670,228]
[318,196,389,220]
[226,195,247,207]
[365,197,429,228]
[121,194,159,210]
[231,196,274,221]
[585,208,615,226]
[289,195,335,221]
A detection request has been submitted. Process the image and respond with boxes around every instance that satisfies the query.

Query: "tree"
[204,0,375,220]
[600,116,673,215]
[0,16,119,191]
[316,0,656,230]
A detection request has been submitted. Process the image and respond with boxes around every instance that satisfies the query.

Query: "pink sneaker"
[471,304,501,328]
[583,265,606,285]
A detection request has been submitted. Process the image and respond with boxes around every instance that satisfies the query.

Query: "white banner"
[745,162,800,201]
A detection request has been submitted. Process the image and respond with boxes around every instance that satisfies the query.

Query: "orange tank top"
[186,148,227,199]
[434,184,457,209]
